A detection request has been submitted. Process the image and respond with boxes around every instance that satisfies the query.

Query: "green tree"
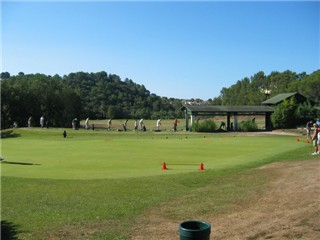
[296,101,317,124]
[271,97,298,129]
[1,73,81,129]
[298,70,320,103]
[0,72,10,79]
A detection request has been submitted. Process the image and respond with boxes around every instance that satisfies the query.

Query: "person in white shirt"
[85,117,89,130]
[40,116,44,128]
[139,119,144,130]
[108,119,112,130]
[156,118,161,131]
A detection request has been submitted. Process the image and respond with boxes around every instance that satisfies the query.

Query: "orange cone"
[306,139,310,144]
[162,162,168,170]
[296,138,300,142]
[199,163,204,171]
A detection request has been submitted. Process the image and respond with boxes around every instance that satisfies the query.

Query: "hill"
[211,69,320,105]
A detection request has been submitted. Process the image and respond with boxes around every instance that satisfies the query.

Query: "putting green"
[1,129,304,179]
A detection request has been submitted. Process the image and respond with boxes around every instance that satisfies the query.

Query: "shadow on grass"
[1,161,41,166]
[1,220,22,240]
[0,130,21,139]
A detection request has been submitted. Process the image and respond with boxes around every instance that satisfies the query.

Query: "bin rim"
[179,220,211,232]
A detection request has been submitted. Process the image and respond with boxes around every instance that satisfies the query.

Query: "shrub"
[192,120,217,132]
[238,120,258,132]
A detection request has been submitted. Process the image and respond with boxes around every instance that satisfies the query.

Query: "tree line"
[0,71,184,129]
[1,69,319,129]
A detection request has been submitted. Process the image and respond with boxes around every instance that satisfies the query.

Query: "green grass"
[1,128,314,239]
[1,128,307,179]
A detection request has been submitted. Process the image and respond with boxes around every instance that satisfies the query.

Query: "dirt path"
[131,159,320,239]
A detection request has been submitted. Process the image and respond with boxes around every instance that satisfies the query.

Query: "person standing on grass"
[108,118,112,130]
[40,116,45,128]
[156,118,161,131]
[134,120,138,131]
[311,123,320,155]
[173,118,178,132]
[85,117,90,130]
[123,120,128,132]
[72,118,78,130]
[306,120,313,140]
[139,119,144,130]
[28,116,32,127]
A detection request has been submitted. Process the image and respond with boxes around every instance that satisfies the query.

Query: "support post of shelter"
[185,111,189,131]
[190,115,195,131]
[234,113,238,130]
[265,112,272,131]
[227,114,231,130]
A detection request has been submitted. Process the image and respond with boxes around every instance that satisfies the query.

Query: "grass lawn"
[1,128,314,239]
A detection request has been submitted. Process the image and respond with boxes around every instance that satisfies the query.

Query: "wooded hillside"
[211,70,320,105]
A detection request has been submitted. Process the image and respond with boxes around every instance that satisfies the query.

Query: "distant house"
[261,92,315,106]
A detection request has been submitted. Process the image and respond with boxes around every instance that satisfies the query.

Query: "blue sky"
[2,1,319,99]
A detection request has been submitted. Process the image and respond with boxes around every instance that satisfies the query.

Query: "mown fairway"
[1,128,313,239]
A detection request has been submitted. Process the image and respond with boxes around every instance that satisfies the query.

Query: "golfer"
[306,120,313,140]
[108,119,112,130]
[139,119,144,130]
[123,120,128,132]
[85,117,90,130]
[72,118,77,130]
[173,118,178,132]
[156,118,161,131]
[219,121,226,129]
[134,120,138,131]
[28,116,32,127]
[311,123,320,155]
[40,116,45,128]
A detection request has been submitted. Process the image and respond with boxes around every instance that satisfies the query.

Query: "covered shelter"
[261,92,314,106]
[180,105,275,131]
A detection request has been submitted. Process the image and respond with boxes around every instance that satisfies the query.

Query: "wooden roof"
[181,105,274,115]
[261,92,311,105]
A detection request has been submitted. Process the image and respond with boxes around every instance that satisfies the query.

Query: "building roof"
[261,92,310,105]
[181,105,274,115]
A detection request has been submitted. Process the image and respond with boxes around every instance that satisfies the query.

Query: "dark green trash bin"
[179,221,211,240]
